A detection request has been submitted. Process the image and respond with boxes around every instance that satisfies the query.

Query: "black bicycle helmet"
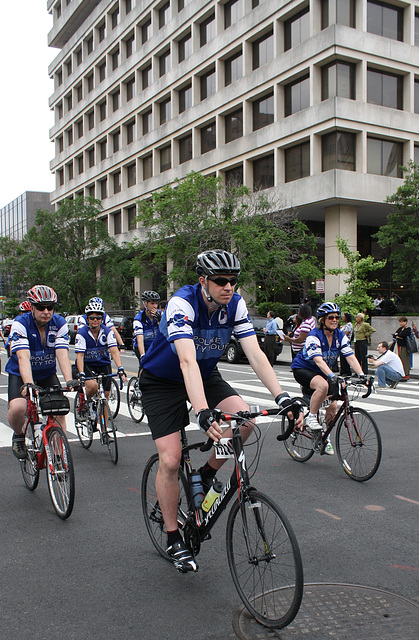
[141,291,160,302]
[196,249,240,276]
[316,302,341,319]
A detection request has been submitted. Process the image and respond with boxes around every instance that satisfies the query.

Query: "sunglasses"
[208,276,238,287]
[34,304,55,311]
[326,315,340,321]
[88,315,103,321]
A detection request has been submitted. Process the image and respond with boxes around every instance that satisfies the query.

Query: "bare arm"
[56,349,73,383]
[240,335,286,397]
[16,349,34,385]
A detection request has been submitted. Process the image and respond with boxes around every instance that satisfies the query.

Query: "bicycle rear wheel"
[281,398,314,463]
[74,391,93,449]
[108,377,120,419]
[226,489,303,629]
[45,426,75,519]
[20,421,40,491]
[98,400,118,464]
[335,407,382,482]
[127,377,144,423]
[141,453,190,561]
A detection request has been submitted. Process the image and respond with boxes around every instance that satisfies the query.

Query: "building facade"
[47,0,419,299]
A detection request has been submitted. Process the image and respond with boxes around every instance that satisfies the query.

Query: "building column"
[324,204,357,300]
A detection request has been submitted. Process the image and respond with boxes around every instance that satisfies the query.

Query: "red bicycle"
[20,383,76,519]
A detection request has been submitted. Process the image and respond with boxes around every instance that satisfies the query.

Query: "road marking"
[365,505,385,511]
[395,494,419,506]
[315,509,341,520]
[391,564,419,572]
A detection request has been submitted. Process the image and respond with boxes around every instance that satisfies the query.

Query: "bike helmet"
[19,301,32,312]
[141,291,160,302]
[85,300,105,315]
[27,285,58,305]
[196,250,241,276]
[89,296,104,307]
[316,302,341,319]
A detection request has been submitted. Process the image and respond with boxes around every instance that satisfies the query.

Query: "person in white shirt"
[368,341,404,389]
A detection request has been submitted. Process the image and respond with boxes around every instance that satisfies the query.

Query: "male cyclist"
[74,300,127,408]
[291,302,364,454]
[6,285,73,459]
[133,291,161,369]
[78,297,126,351]
[139,249,302,573]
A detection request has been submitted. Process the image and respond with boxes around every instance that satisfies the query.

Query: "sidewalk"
[275,343,419,378]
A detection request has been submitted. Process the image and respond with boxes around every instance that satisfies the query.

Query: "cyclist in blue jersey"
[74,300,127,406]
[6,285,73,459]
[139,249,302,573]
[78,297,126,351]
[133,291,161,369]
[291,302,365,452]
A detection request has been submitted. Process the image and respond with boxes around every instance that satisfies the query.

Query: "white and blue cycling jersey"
[75,324,117,366]
[5,313,69,380]
[141,283,255,382]
[78,312,114,329]
[133,309,160,352]
[291,327,353,374]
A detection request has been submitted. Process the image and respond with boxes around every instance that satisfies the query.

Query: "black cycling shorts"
[71,363,113,392]
[293,368,337,397]
[8,373,61,404]
[139,367,239,440]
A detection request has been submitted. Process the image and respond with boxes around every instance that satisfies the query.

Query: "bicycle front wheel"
[20,421,40,491]
[127,377,144,423]
[226,490,303,629]
[141,453,190,561]
[336,407,382,482]
[98,400,118,464]
[108,377,120,419]
[281,398,314,463]
[45,426,75,519]
[74,391,93,449]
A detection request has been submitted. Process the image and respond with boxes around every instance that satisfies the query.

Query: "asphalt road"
[0,352,418,639]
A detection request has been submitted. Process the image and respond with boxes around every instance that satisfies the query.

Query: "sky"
[0,1,56,206]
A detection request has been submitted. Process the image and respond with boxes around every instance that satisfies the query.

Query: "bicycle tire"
[108,377,120,419]
[74,391,93,449]
[127,377,144,423]
[98,400,118,464]
[335,407,382,482]
[45,426,75,519]
[141,453,190,561]
[281,397,314,463]
[226,489,303,629]
[20,421,40,491]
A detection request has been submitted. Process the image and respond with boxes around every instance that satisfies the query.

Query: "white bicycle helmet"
[27,285,58,304]
[196,250,240,276]
[85,300,105,315]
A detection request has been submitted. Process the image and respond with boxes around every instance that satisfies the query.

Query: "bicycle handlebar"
[78,372,124,389]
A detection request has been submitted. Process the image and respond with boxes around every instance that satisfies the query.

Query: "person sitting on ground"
[368,341,404,389]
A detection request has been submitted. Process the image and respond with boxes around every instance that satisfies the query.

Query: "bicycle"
[107,376,120,419]
[20,383,75,519]
[141,402,304,629]
[127,375,144,423]
[280,375,382,482]
[74,373,122,464]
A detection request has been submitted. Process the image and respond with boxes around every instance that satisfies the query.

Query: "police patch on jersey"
[172,313,189,328]
[11,332,21,343]
[218,307,228,325]
[98,333,108,346]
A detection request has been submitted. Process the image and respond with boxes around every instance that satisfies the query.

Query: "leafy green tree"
[3,297,20,319]
[326,237,386,316]
[375,160,419,290]
[131,172,321,301]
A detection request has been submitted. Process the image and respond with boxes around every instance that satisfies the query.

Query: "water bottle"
[34,421,43,448]
[202,480,223,512]
[190,471,204,509]
[318,407,327,428]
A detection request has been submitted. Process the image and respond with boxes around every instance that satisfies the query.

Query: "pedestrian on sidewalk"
[393,316,412,380]
[283,304,315,360]
[353,313,376,374]
[263,311,277,366]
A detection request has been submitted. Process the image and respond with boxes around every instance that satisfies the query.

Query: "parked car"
[110,315,134,350]
[66,315,83,344]
[221,316,283,364]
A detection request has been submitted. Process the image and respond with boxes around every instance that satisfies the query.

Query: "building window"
[143,154,153,179]
[66,92,72,111]
[57,168,64,187]
[322,131,355,171]
[76,83,83,102]
[159,97,171,124]
[142,109,152,134]
[225,50,242,86]
[125,77,135,102]
[86,34,93,55]
[98,21,106,42]
[56,135,64,153]
[225,108,243,143]
[179,83,192,113]
[56,69,63,88]
[76,119,83,139]
[159,2,170,29]
[284,7,310,51]
[142,63,152,89]
[225,165,244,189]
[253,154,274,190]
[201,122,216,154]
[113,129,120,152]
[414,144,419,165]
[285,142,310,182]
[112,89,120,112]
[367,137,402,177]
[125,34,134,58]
[367,0,403,41]
[367,68,403,110]
[178,32,192,62]
[252,31,274,70]
[125,0,132,15]
[321,0,355,29]
[253,92,274,131]
[100,178,107,199]
[98,100,106,121]
[179,133,193,163]
[77,155,83,175]
[87,147,94,168]
[66,126,73,146]
[159,48,170,77]
[87,110,94,130]
[111,6,120,29]
[126,120,135,144]
[160,145,171,172]
[56,102,63,120]
[200,14,215,47]
[114,211,122,235]
[284,74,310,116]
[66,162,74,181]
[65,58,72,77]
[141,17,152,43]
[225,0,242,29]
[112,47,120,70]
[415,80,419,114]
[321,61,355,100]
[200,68,216,100]
[127,163,136,187]
[415,11,419,46]
[113,171,121,194]
[98,60,106,82]
[99,138,107,160]
[86,72,94,93]
[127,205,137,230]
[75,47,82,66]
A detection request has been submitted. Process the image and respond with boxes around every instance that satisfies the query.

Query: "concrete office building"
[47,0,419,300]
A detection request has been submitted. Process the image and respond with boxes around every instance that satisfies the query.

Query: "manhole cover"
[233,583,419,640]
